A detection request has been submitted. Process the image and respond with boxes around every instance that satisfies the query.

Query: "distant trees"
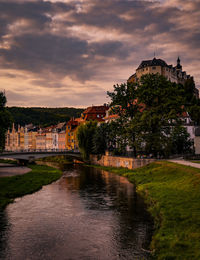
[7,107,84,127]
[0,92,12,152]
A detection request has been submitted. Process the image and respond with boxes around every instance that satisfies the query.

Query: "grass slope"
[90,161,200,260]
[0,164,62,210]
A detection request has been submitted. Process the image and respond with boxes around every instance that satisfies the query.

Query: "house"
[66,118,79,150]
[81,104,109,122]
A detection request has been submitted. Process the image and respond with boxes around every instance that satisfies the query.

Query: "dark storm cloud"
[0,1,74,39]
[0,0,200,106]
[71,0,178,35]
[0,31,126,81]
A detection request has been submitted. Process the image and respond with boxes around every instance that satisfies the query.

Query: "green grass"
[0,159,17,164]
[89,162,200,260]
[0,164,62,210]
[38,155,73,165]
[188,160,200,164]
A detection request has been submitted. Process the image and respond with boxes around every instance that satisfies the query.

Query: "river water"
[0,164,153,260]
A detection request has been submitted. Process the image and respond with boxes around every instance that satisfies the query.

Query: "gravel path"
[168,159,200,169]
[0,163,31,177]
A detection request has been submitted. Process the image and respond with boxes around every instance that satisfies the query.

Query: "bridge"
[0,150,82,165]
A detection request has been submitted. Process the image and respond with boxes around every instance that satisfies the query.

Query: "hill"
[7,107,84,127]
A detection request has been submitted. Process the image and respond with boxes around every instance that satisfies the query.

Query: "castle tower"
[176,56,182,71]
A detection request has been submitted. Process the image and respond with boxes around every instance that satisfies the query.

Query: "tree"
[170,125,192,154]
[133,74,185,157]
[0,92,12,152]
[183,77,200,125]
[92,123,109,157]
[107,82,138,156]
[77,121,97,160]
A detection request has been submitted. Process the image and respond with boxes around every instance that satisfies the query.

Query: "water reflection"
[0,165,153,260]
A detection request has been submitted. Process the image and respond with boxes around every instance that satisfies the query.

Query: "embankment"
[90,154,156,169]
[90,161,200,259]
[0,164,62,210]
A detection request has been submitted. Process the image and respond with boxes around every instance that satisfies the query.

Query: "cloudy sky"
[0,0,199,108]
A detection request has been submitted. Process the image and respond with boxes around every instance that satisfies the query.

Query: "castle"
[129,57,191,85]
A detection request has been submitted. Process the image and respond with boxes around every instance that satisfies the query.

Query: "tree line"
[77,74,200,160]
[7,107,84,127]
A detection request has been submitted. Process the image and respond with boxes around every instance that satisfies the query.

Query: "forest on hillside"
[7,107,84,127]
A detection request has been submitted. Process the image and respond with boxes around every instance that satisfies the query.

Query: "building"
[81,105,109,122]
[128,57,193,85]
[5,124,38,151]
[35,129,46,150]
[104,106,120,123]
[58,131,66,150]
[66,105,109,151]
[194,127,200,154]
[66,118,79,150]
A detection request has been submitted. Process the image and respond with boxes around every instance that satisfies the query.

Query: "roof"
[137,58,168,70]
[83,105,109,114]
[66,118,79,126]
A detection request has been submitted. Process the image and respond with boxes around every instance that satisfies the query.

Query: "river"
[0,164,153,260]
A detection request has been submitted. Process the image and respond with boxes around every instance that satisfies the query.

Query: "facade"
[36,131,46,150]
[128,57,193,86]
[52,130,59,150]
[66,118,79,150]
[5,124,38,151]
[5,122,67,151]
[58,131,66,150]
[194,127,200,154]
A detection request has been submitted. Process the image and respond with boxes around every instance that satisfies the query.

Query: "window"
[152,66,156,70]
[146,68,148,71]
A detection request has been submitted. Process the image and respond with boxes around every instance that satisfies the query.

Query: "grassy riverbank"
[38,155,73,165]
[0,164,62,210]
[0,159,17,164]
[90,161,200,259]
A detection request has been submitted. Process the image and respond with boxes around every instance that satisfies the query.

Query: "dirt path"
[0,163,31,177]
[168,159,200,169]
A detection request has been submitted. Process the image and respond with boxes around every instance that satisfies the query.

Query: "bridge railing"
[1,149,79,155]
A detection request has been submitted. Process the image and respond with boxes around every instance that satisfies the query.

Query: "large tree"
[0,92,12,152]
[77,121,97,160]
[107,74,187,157]
[107,82,138,156]
[133,74,185,157]
[183,77,200,125]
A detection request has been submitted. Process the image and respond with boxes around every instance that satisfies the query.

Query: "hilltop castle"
[128,57,191,85]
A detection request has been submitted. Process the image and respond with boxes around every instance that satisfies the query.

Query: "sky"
[0,0,200,108]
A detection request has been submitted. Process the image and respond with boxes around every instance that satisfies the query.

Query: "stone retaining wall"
[90,154,156,169]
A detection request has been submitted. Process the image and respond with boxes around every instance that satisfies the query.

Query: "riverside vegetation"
[90,161,200,259]
[0,164,62,210]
